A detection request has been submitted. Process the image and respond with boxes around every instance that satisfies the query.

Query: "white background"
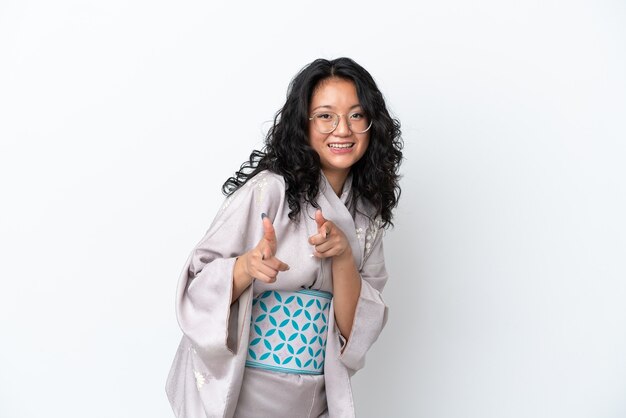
[1,1,625,417]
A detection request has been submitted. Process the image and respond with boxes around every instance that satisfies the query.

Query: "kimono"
[166,170,389,418]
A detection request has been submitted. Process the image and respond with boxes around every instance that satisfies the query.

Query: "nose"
[333,114,351,137]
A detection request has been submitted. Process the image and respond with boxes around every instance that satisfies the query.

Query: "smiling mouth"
[328,143,354,149]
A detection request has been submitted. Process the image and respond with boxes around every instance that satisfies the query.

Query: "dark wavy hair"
[222,57,403,228]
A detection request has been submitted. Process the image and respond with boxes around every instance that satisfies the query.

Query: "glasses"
[308,111,372,134]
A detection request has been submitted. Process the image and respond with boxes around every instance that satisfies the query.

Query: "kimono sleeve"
[338,228,389,372]
[174,173,286,357]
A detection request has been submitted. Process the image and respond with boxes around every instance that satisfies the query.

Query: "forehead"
[310,77,360,108]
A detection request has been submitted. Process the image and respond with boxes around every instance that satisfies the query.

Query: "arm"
[309,210,389,371]
[329,249,362,340]
[174,173,288,355]
[308,209,362,340]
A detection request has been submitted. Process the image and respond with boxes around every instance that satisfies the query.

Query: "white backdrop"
[1,1,625,417]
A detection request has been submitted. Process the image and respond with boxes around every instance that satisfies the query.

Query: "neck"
[322,169,348,196]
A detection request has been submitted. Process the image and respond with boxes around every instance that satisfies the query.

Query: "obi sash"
[245,289,332,375]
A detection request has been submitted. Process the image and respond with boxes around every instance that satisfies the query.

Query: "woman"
[166,57,403,418]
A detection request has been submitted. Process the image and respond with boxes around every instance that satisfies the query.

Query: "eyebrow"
[310,104,363,112]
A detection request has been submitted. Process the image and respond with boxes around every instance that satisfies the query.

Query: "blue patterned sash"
[245,289,332,375]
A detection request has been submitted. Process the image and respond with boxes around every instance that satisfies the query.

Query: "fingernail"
[261,213,268,220]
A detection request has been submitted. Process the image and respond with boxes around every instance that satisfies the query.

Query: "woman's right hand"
[232,214,289,302]
[244,213,290,283]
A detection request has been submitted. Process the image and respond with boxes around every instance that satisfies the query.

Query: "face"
[308,77,370,184]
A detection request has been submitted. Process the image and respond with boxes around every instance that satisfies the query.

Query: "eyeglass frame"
[308,111,373,134]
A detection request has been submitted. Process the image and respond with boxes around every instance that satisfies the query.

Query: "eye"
[350,112,365,120]
[316,113,333,120]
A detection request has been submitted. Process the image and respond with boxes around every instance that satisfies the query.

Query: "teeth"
[329,143,354,149]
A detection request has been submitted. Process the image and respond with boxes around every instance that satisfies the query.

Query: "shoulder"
[356,195,385,239]
[220,170,285,212]
[356,195,378,219]
[238,170,286,196]
[247,170,285,188]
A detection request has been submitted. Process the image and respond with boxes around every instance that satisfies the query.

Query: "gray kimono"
[166,171,389,417]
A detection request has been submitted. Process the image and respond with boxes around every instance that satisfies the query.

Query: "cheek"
[360,137,370,153]
[307,126,318,146]
[308,131,326,150]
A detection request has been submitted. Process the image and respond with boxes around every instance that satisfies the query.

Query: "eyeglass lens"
[311,112,371,134]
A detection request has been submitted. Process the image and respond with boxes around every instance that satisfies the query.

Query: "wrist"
[333,246,354,264]
[338,245,353,259]
[234,254,253,286]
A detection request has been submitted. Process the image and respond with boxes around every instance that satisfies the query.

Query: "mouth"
[328,143,355,149]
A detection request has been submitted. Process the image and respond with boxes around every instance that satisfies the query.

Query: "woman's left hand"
[308,209,351,259]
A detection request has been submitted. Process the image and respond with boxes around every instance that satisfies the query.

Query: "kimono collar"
[320,171,354,208]
[318,171,364,269]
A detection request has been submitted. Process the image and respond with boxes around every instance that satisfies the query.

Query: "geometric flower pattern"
[245,289,332,375]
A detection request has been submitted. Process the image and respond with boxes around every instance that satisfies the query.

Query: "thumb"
[261,245,273,261]
[315,209,326,229]
[315,209,329,238]
[261,213,276,244]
